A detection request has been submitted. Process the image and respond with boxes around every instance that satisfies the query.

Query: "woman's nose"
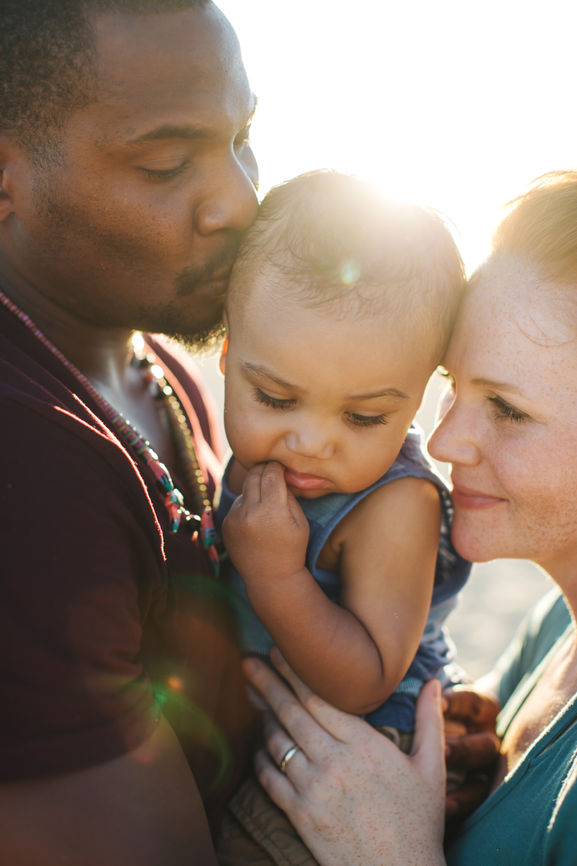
[428,400,481,467]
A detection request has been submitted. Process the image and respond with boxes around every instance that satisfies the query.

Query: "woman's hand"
[244,649,447,866]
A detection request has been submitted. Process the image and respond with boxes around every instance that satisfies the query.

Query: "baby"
[217,170,470,751]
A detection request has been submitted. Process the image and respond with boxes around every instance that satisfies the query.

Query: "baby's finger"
[241,463,267,503]
[259,461,290,505]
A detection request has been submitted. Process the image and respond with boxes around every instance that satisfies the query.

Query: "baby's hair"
[229,170,465,361]
[491,170,577,286]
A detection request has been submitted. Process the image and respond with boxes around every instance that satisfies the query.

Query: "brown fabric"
[216,777,319,866]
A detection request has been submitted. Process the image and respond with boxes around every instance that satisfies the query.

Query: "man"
[0,1,258,862]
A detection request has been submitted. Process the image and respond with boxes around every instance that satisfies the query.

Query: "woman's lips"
[284,468,331,491]
[451,483,506,510]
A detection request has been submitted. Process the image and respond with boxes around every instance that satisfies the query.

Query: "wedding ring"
[279,745,300,773]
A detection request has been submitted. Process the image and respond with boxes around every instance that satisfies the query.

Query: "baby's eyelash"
[488,395,529,424]
[347,413,389,428]
[254,388,296,410]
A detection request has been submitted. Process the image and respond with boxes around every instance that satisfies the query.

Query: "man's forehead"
[82,4,254,142]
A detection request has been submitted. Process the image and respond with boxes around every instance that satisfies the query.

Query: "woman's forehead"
[463,256,577,346]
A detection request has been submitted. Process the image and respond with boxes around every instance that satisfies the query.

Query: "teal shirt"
[446,590,577,864]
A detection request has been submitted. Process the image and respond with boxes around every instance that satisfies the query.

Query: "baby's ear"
[219,336,229,375]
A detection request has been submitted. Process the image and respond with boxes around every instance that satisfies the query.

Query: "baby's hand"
[222,461,310,587]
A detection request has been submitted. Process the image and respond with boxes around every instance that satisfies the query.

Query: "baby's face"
[221,284,437,498]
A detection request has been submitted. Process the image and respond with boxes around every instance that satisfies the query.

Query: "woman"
[241,171,577,864]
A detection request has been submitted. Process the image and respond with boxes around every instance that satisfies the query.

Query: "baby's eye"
[488,395,530,424]
[254,388,296,410]
[346,413,389,428]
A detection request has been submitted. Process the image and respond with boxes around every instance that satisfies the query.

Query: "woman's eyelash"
[254,388,295,410]
[488,395,529,423]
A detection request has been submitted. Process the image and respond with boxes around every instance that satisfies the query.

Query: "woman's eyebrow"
[472,377,524,395]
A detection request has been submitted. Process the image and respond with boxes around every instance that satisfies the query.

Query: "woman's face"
[428,255,577,578]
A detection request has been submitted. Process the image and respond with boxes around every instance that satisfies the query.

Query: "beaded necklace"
[0,289,220,576]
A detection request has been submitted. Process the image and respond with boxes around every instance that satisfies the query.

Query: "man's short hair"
[0,0,210,162]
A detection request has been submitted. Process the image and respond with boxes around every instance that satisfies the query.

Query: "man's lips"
[451,482,506,510]
[284,468,331,491]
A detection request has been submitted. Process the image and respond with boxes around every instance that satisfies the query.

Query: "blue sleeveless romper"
[217,426,470,731]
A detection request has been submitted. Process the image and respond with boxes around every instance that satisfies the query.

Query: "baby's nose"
[284,427,334,459]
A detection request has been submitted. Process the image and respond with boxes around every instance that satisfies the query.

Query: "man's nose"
[196,151,259,235]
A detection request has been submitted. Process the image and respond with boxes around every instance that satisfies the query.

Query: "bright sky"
[218,0,577,271]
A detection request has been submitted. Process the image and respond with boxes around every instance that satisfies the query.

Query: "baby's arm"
[222,461,440,715]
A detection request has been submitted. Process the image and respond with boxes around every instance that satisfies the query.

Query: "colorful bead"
[0,289,222,577]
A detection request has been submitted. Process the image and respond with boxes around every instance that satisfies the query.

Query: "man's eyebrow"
[126,97,258,147]
[126,124,211,145]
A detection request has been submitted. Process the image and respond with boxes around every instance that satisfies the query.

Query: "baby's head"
[221,171,464,497]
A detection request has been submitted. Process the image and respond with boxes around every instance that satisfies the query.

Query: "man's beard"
[139,245,239,349]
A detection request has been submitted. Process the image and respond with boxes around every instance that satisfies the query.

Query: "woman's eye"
[347,413,389,428]
[488,395,529,424]
[254,388,295,410]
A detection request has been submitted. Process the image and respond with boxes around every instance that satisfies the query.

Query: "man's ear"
[219,335,229,375]
[0,135,26,223]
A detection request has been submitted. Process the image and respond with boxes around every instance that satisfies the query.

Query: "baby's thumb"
[411,680,446,791]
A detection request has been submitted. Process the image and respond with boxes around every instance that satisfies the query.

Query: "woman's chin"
[451,524,506,564]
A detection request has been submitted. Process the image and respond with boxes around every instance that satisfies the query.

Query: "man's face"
[5,5,258,341]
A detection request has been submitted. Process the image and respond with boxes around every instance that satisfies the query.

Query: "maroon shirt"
[0,301,253,831]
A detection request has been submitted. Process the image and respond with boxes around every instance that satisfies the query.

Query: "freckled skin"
[429,256,577,580]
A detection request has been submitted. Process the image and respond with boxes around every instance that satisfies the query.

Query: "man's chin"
[138,298,225,350]
[170,321,226,353]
